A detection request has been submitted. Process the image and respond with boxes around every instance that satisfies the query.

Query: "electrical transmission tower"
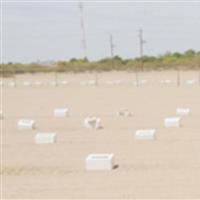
[79,2,87,59]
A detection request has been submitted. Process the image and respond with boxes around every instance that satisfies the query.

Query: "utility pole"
[79,2,87,59]
[135,28,146,87]
[138,28,145,71]
[109,34,115,69]
[110,34,114,58]
[54,72,58,87]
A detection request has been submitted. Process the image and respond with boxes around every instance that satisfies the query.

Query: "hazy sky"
[1,1,200,63]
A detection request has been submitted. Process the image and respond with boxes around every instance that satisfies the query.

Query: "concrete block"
[117,109,132,117]
[86,154,114,170]
[135,129,155,140]
[17,119,35,130]
[35,132,56,144]
[84,116,101,129]
[61,81,69,85]
[176,108,190,116]
[54,108,69,117]
[164,117,181,128]
[185,80,195,85]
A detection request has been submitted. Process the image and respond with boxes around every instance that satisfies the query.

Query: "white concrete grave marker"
[164,117,181,128]
[17,119,35,130]
[61,81,69,85]
[185,80,195,85]
[117,109,132,117]
[54,108,69,118]
[35,132,56,144]
[176,108,190,116]
[135,129,155,140]
[86,154,114,170]
[84,116,102,129]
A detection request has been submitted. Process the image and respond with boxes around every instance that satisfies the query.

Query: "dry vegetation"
[1,49,200,77]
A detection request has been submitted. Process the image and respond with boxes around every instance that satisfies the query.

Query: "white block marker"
[54,108,69,117]
[17,119,35,130]
[84,116,102,129]
[35,133,56,144]
[164,117,181,128]
[117,109,132,117]
[176,108,190,116]
[135,129,155,140]
[61,81,69,85]
[86,154,114,170]
[185,80,195,85]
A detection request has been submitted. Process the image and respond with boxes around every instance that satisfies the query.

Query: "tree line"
[1,49,200,77]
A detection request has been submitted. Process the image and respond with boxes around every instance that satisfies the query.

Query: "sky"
[1,1,200,63]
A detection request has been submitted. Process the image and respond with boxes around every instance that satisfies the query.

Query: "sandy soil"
[1,71,200,199]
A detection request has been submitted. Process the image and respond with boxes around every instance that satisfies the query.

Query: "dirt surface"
[1,71,200,199]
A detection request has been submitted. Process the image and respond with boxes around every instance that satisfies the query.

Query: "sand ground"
[1,71,200,199]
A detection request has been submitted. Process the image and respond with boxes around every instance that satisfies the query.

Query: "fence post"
[177,69,180,87]
[55,72,58,87]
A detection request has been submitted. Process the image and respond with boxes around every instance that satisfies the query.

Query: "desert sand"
[1,71,200,199]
